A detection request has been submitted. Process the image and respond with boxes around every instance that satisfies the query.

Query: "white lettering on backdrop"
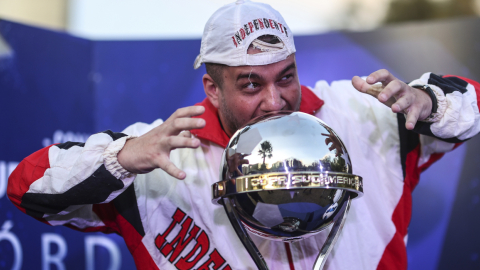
[0,161,19,199]
[85,235,121,270]
[0,220,23,270]
[42,233,68,270]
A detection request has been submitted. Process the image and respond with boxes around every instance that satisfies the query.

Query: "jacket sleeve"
[406,73,480,167]
[410,73,480,142]
[7,120,162,232]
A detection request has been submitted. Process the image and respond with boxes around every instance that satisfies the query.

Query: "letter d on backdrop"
[85,236,121,270]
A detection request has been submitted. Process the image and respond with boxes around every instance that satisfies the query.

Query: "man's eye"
[245,83,259,89]
[281,75,292,80]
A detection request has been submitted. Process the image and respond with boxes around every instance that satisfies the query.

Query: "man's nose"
[260,85,286,112]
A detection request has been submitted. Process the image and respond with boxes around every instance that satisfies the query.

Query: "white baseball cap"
[193,0,296,69]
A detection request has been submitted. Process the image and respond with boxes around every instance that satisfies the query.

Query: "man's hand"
[226,153,249,176]
[117,106,206,180]
[352,69,433,130]
[321,133,344,157]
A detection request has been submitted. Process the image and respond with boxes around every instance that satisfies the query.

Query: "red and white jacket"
[8,73,480,270]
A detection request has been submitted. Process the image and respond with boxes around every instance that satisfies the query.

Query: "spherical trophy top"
[212,111,363,242]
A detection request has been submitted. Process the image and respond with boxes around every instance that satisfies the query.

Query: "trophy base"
[222,195,352,270]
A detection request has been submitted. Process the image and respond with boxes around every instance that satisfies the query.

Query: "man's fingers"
[122,106,205,175]
[366,69,397,85]
[391,95,413,113]
[380,80,407,103]
[179,130,192,138]
[162,160,187,180]
[352,76,372,93]
[171,105,205,119]
[166,136,201,149]
[354,69,429,131]
[352,77,397,107]
[405,106,421,130]
[239,159,249,165]
[364,84,383,98]
[235,168,244,176]
[352,77,399,109]
[325,138,332,145]
[168,117,206,135]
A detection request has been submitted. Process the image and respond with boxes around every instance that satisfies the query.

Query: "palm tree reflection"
[258,141,273,167]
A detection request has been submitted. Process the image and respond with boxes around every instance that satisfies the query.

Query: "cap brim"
[193,54,202,69]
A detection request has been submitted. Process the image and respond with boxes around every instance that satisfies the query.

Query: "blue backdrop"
[0,17,479,269]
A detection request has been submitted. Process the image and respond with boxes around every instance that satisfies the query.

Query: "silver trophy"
[212,111,363,270]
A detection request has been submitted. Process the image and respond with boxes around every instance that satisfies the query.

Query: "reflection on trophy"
[212,111,364,270]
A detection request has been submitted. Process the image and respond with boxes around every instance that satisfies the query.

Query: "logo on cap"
[232,18,288,47]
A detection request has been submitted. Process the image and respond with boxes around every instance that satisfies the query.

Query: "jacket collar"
[191,85,324,148]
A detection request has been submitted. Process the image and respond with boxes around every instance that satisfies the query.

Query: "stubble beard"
[219,95,244,135]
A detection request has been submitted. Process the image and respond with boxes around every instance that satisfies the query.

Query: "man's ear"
[203,74,220,109]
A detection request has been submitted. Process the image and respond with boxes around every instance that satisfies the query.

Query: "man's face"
[217,54,301,136]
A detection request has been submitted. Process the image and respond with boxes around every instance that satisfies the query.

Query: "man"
[7,0,480,269]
